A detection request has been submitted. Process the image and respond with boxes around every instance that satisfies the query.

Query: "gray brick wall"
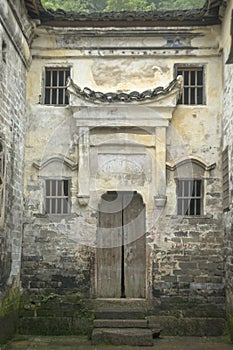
[0,22,26,284]
[0,4,27,341]
[151,216,225,317]
[223,62,233,311]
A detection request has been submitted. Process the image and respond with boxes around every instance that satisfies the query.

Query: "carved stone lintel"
[77,194,90,206]
[154,196,167,207]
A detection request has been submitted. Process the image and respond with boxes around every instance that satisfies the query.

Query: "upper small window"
[175,65,205,105]
[177,179,202,216]
[2,40,7,63]
[45,179,70,214]
[44,67,70,105]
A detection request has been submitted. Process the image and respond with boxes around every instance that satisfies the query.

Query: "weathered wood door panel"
[97,192,122,298]
[124,193,146,298]
[97,191,146,298]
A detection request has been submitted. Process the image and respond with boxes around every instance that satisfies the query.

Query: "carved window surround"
[167,157,216,216]
[32,155,78,214]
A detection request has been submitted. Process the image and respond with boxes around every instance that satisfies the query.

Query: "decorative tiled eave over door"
[67,76,183,207]
[67,77,182,298]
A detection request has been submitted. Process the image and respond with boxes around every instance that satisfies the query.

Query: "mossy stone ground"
[2,336,233,350]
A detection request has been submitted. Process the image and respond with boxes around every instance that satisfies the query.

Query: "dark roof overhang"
[24,0,44,18]
[24,0,225,27]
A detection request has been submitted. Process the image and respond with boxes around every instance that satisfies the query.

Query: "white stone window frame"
[33,155,77,216]
[167,157,216,218]
[174,63,206,105]
[40,63,72,105]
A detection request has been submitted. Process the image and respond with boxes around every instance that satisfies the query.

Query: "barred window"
[45,179,70,214]
[177,179,202,216]
[175,66,204,105]
[223,147,229,211]
[44,68,70,105]
[2,40,7,63]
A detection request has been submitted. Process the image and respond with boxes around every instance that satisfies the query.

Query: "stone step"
[95,310,145,319]
[93,318,148,328]
[91,327,154,346]
[86,298,150,312]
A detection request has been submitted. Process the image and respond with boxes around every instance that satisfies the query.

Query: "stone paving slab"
[92,328,153,346]
[2,335,233,350]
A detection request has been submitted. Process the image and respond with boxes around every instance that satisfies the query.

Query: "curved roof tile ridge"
[66,76,183,104]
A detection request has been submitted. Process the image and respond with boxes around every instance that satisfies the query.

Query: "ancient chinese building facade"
[1,0,233,344]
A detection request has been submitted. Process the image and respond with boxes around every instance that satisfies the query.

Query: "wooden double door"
[97,191,146,298]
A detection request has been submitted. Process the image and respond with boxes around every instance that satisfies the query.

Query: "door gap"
[121,195,126,298]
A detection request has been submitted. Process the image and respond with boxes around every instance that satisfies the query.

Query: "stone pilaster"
[77,126,90,206]
[154,127,167,207]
